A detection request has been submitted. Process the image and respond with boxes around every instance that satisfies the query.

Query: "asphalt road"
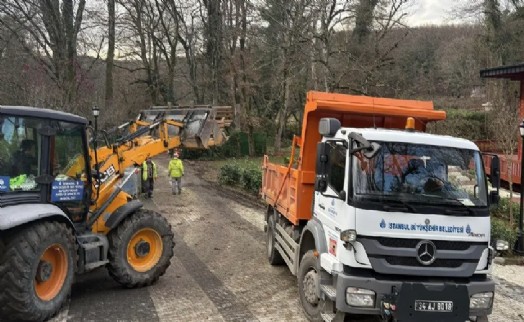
[49,155,524,322]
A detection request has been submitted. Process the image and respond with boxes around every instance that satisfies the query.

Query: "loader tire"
[0,221,75,322]
[267,215,285,265]
[107,209,174,288]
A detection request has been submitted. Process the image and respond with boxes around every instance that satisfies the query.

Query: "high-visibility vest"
[142,160,158,180]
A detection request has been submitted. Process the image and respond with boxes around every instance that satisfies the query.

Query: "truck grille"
[358,236,487,277]
[374,237,484,251]
[384,256,475,268]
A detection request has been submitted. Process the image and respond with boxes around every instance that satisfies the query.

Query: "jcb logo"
[98,165,116,184]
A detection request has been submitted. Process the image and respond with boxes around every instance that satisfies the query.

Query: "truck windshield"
[353,142,488,207]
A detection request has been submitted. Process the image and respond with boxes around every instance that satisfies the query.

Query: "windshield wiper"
[382,199,418,213]
[359,194,418,213]
[421,195,476,215]
[442,199,476,216]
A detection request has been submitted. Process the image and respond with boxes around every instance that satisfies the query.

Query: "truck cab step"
[320,284,337,301]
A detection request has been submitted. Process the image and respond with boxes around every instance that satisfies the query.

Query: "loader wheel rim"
[127,228,163,272]
[34,244,68,301]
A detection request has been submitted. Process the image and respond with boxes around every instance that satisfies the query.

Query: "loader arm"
[83,105,232,233]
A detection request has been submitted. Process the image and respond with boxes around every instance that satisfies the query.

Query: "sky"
[405,0,457,26]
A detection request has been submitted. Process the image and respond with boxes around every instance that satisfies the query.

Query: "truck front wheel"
[267,215,284,265]
[298,250,322,321]
[0,221,75,321]
[107,209,174,288]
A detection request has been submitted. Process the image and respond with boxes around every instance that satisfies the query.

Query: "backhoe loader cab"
[0,107,91,218]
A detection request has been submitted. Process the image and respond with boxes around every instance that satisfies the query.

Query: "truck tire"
[298,250,323,321]
[0,221,75,322]
[107,209,174,288]
[267,215,284,265]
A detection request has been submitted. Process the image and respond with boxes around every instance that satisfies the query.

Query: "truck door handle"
[319,204,325,210]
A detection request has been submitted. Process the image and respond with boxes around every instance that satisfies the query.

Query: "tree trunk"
[204,0,222,104]
[105,0,116,110]
[508,158,514,226]
[274,70,290,153]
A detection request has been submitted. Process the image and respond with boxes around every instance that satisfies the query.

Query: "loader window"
[0,116,42,192]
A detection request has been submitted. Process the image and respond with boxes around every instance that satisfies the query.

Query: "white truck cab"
[311,118,499,322]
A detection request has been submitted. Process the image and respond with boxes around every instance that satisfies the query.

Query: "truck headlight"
[346,287,375,307]
[470,292,493,309]
[340,229,357,243]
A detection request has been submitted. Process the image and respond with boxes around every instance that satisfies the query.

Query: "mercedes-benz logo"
[416,240,437,266]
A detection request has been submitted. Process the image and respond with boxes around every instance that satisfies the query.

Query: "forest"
[0,0,523,154]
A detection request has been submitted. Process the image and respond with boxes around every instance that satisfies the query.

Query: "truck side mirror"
[489,190,500,205]
[319,118,341,137]
[490,155,500,190]
[315,142,331,192]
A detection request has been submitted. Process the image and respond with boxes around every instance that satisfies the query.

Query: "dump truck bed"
[261,91,446,225]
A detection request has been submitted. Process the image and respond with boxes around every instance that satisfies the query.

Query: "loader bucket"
[141,105,233,149]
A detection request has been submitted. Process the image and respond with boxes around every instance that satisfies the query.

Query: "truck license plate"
[414,300,453,312]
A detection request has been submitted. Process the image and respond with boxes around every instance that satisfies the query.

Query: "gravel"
[491,264,524,321]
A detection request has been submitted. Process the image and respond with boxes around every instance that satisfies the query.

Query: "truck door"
[314,141,348,254]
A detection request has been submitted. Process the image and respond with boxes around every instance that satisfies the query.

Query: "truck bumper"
[331,270,495,319]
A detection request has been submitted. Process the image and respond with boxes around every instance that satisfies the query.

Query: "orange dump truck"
[261,91,502,322]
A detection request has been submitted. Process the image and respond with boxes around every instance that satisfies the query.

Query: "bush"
[218,163,243,185]
[241,168,262,194]
[491,217,517,254]
[218,162,262,195]
[490,198,520,221]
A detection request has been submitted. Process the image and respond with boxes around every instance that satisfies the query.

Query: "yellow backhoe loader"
[0,104,232,321]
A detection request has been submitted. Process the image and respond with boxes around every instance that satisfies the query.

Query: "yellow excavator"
[0,104,232,321]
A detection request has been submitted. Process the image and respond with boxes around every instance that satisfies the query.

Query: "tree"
[106,0,116,110]
[487,81,520,225]
[0,0,87,107]
[260,0,314,152]
[201,0,224,104]
[117,0,162,104]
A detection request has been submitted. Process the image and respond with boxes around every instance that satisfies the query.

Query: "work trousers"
[171,177,182,195]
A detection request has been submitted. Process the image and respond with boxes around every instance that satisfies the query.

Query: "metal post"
[517,121,524,254]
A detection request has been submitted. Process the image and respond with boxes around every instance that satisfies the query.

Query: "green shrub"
[218,163,243,185]
[219,161,262,195]
[491,217,517,254]
[490,198,520,221]
[241,168,262,194]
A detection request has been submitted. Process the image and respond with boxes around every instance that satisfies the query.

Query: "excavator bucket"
[141,105,233,149]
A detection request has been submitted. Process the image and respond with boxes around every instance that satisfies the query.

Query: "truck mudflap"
[380,283,469,322]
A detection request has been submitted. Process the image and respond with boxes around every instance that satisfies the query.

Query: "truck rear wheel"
[267,215,284,265]
[298,250,322,321]
[0,221,75,321]
[107,209,174,288]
